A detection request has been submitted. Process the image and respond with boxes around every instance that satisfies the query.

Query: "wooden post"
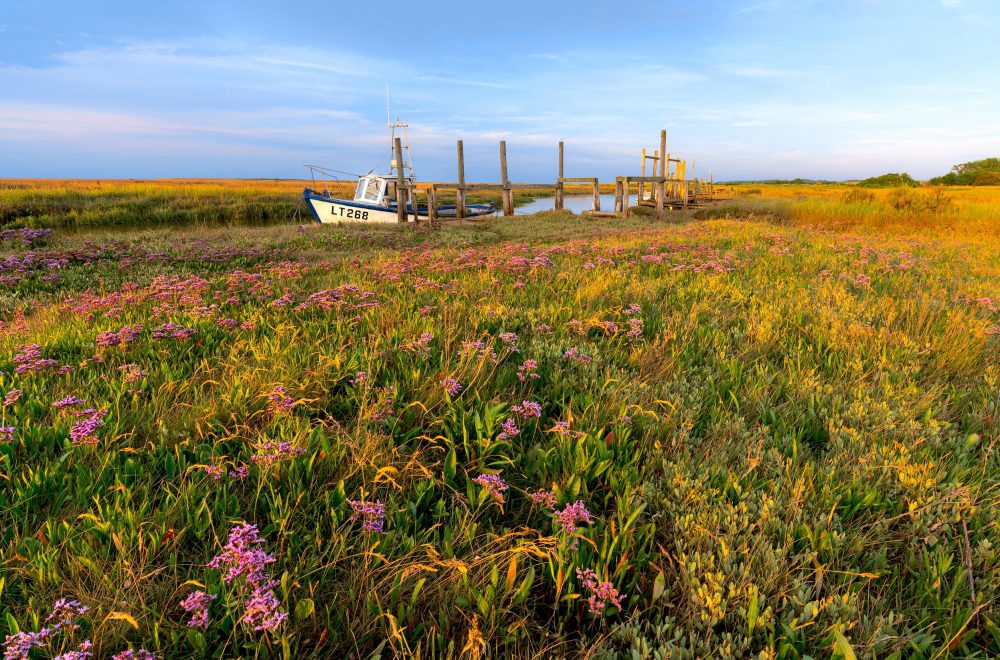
[592,179,600,212]
[428,186,438,226]
[500,140,513,216]
[659,130,667,177]
[709,172,714,200]
[555,141,564,210]
[656,177,664,215]
[456,140,465,221]
[614,178,623,213]
[411,187,420,225]
[394,137,407,223]
[639,148,646,203]
[623,178,630,218]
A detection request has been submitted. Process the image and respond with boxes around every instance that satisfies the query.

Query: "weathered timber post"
[428,186,438,226]
[592,179,600,212]
[411,187,420,225]
[555,141,564,210]
[639,148,646,203]
[709,172,714,199]
[394,137,407,223]
[614,178,623,213]
[623,177,630,218]
[659,130,667,177]
[500,140,513,216]
[656,178,664,215]
[456,140,465,221]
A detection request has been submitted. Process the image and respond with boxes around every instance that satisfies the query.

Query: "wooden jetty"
[392,128,712,226]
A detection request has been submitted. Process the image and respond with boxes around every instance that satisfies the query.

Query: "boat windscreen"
[354,179,366,201]
[363,178,383,202]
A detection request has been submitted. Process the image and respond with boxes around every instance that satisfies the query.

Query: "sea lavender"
[52,395,85,409]
[180,590,216,629]
[112,650,157,660]
[69,409,106,446]
[516,359,539,382]
[206,521,287,632]
[267,385,295,413]
[3,389,21,406]
[53,639,92,660]
[497,418,520,440]
[576,568,625,615]
[0,427,15,443]
[528,490,557,509]
[473,473,509,504]
[348,499,387,534]
[442,378,463,397]
[554,501,593,535]
[512,400,542,418]
[563,347,593,365]
[251,440,305,468]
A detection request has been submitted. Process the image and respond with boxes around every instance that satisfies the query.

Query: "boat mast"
[386,84,414,179]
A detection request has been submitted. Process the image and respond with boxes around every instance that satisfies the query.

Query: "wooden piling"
[592,179,600,212]
[394,137,407,223]
[659,130,667,177]
[555,141,564,210]
[428,186,438,226]
[623,178,630,218]
[614,178,623,213]
[456,140,465,221]
[639,148,646,202]
[500,140,513,216]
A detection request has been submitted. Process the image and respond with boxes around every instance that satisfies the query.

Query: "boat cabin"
[353,175,412,207]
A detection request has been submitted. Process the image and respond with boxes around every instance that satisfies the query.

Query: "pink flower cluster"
[267,385,295,413]
[180,590,217,628]
[497,418,520,441]
[348,499,387,534]
[554,501,593,535]
[151,323,196,340]
[474,473,509,504]
[563,348,592,365]
[2,598,89,660]
[528,490,557,509]
[4,389,22,406]
[516,359,539,382]
[95,324,142,349]
[69,409,106,446]
[575,568,625,615]
[442,378,463,397]
[13,344,69,375]
[205,521,287,632]
[251,440,306,468]
[512,400,542,418]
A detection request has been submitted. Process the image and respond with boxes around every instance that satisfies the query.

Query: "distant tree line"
[927,158,1000,186]
[856,173,918,188]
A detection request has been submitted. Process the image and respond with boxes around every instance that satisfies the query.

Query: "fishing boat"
[303,118,495,224]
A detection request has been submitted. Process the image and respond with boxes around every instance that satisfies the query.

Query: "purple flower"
[119,364,146,383]
[46,599,89,630]
[348,499,387,534]
[151,323,196,340]
[3,389,21,407]
[512,401,542,418]
[497,418,520,441]
[441,378,463,397]
[229,465,249,479]
[69,409,106,446]
[0,427,15,444]
[203,465,225,480]
[180,590,216,629]
[473,473,509,504]
[576,568,625,615]
[349,371,369,386]
[528,490,557,509]
[554,500,593,535]
[205,521,286,633]
[53,639,93,660]
[112,651,157,660]
[516,359,539,382]
[267,385,295,413]
[52,395,85,409]
[563,348,592,365]
[251,440,305,468]
[3,629,56,660]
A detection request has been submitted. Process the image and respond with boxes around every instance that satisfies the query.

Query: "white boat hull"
[308,197,415,224]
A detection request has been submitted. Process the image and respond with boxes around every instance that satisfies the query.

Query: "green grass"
[0,191,997,658]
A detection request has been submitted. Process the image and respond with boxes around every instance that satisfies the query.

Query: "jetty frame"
[390,129,712,226]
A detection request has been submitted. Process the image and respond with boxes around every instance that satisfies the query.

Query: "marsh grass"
[0,183,997,658]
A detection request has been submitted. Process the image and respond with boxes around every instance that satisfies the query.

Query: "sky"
[0,0,997,182]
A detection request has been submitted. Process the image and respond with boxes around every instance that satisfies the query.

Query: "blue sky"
[1,0,997,181]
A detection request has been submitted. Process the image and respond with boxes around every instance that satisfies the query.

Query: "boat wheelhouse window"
[363,178,384,202]
[354,179,367,201]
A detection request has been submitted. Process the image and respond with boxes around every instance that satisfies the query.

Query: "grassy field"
[0,183,997,658]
